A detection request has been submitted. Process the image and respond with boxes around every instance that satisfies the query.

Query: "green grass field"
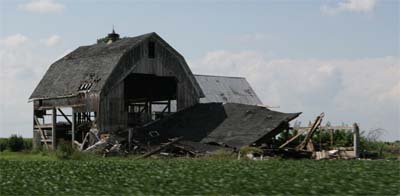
[0,152,399,196]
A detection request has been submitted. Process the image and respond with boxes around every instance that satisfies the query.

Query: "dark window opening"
[148,41,155,58]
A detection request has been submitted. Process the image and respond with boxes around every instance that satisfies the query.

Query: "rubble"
[71,103,360,160]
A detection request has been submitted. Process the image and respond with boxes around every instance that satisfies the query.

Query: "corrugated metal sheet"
[194,74,262,105]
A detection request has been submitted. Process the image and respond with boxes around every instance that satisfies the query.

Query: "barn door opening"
[124,73,177,127]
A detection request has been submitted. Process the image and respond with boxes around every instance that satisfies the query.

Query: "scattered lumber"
[296,113,324,151]
[136,137,182,159]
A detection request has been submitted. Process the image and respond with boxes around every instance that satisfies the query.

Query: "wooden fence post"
[353,123,360,158]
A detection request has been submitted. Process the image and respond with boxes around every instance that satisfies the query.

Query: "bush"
[0,138,8,152]
[8,135,25,152]
[23,138,33,151]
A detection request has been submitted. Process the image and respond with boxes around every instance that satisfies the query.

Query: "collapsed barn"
[29,31,360,159]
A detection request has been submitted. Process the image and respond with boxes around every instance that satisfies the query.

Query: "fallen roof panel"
[140,103,301,148]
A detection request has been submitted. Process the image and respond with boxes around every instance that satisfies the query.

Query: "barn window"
[78,82,93,91]
[148,41,155,58]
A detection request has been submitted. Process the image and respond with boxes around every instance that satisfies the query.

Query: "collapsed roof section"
[140,103,301,148]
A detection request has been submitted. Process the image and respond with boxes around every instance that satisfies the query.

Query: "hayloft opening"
[124,74,177,127]
[148,41,155,58]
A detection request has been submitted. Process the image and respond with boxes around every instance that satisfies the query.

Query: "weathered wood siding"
[131,38,200,110]
[99,36,201,132]
[98,82,126,132]
[33,93,99,113]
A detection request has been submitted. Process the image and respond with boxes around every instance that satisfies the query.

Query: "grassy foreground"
[0,153,399,196]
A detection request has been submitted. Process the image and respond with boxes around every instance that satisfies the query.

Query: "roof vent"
[97,27,120,44]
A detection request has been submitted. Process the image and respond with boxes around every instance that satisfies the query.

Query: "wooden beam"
[279,130,306,148]
[167,100,171,113]
[279,129,307,149]
[58,108,72,125]
[34,116,49,150]
[296,113,324,151]
[81,112,92,122]
[72,109,76,147]
[136,137,182,159]
[52,108,57,149]
[353,123,360,158]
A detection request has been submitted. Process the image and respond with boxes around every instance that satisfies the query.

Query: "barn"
[29,31,269,149]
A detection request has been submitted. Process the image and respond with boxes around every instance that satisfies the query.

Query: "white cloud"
[41,35,61,47]
[0,34,58,138]
[190,50,400,141]
[233,33,271,43]
[19,0,65,14]
[0,34,29,47]
[321,0,377,15]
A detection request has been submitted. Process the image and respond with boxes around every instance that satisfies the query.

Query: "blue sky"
[0,0,399,141]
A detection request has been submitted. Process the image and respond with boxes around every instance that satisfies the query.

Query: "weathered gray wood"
[353,123,360,158]
[279,129,307,149]
[136,137,182,159]
[79,132,90,151]
[34,116,49,150]
[72,109,76,147]
[52,108,57,149]
[58,108,72,125]
[296,113,324,151]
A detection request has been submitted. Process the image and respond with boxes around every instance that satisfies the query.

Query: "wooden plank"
[296,113,324,151]
[72,109,76,147]
[52,108,57,149]
[79,132,90,151]
[353,123,360,158]
[34,124,53,129]
[58,108,72,125]
[279,129,307,149]
[136,137,182,159]
[34,116,49,150]
[294,125,353,132]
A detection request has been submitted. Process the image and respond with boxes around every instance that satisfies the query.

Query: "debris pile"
[74,103,359,160]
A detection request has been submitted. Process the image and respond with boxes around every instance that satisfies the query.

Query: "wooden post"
[128,128,132,151]
[72,108,76,147]
[52,108,57,149]
[167,99,171,113]
[353,123,360,158]
[149,101,152,120]
[32,105,37,149]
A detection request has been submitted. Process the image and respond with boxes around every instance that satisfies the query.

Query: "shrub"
[0,138,8,151]
[23,138,33,151]
[8,135,25,152]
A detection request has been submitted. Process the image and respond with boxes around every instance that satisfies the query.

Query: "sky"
[0,0,399,141]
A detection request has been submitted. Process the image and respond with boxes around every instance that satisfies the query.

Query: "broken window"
[148,41,155,58]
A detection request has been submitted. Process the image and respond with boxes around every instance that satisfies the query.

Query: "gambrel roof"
[29,32,204,100]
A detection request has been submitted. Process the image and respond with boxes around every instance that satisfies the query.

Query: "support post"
[72,108,76,147]
[128,128,132,151]
[52,108,57,149]
[167,100,171,113]
[353,123,360,158]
